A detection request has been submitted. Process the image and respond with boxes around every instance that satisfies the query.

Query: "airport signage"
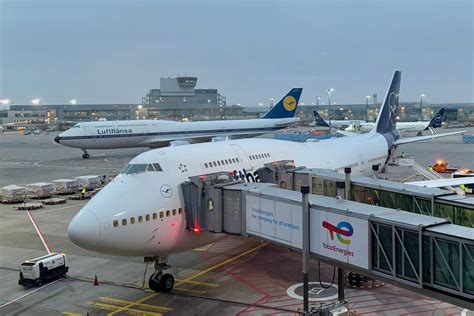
[246,195,302,249]
[310,209,369,269]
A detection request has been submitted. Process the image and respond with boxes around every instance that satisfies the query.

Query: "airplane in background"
[67,71,464,293]
[345,108,446,135]
[54,88,303,158]
[312,110,365,129]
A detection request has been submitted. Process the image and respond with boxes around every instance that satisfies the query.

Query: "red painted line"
[263,297,296,304]
[26,210,52,253]
[348,295,429,307]
[356,301,450,315]
[353,297,436,310]
[399,306,460,316]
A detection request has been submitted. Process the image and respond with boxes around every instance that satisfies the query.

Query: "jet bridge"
[182,175,474,310]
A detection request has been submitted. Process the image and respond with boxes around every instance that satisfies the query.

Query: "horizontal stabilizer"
[407,177,474,188]
[394,131,466,145]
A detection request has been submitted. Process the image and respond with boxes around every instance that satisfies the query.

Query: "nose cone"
[68,210,101,249]
[54,135,60,143]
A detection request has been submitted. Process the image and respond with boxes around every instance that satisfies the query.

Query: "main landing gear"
[82,149,90,159]
[148,256,174,292]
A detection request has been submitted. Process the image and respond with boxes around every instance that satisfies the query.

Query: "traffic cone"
[93,274,99,286]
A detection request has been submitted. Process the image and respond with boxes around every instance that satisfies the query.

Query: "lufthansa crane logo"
[283,96,297,112]
[322,221,353,244]
[160,184,173,198]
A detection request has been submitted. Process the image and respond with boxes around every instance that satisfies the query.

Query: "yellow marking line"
[174,279,219,287]
[99,297,172,311]
[401,173,418,182]
[173,287,207,294]
[193,244,213,251]
[62,312,81,316]
[106,241,268,316]
[89,301,162,316]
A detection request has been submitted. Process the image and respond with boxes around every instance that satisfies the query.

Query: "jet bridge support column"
[301,185,310,315]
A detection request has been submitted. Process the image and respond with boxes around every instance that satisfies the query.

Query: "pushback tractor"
[19,253,69,287]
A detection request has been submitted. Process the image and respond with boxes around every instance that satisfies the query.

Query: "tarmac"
[0,129,472,315]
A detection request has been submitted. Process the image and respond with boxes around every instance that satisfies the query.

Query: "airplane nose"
[54,135,60,143]
[68,210,101,249]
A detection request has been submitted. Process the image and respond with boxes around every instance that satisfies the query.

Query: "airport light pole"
[326,89,334,132]
[69,99,77,105]
[420,93,425,120]
[316,96,321,106]
[366,95,371,121]
[301,185,310,315]
[31,99,42,105]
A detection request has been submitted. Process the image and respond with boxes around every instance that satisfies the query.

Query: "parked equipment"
[19,253,68,287]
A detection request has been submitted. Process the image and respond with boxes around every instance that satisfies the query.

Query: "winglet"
[263,88,303,119]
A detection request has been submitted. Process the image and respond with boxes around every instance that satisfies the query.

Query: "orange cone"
[93,274,99,286]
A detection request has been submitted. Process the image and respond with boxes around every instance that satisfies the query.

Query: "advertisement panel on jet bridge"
[246,195,302,249]
[310,209,369,269]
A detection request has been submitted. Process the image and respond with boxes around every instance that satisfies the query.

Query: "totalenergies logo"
[322,221,353,245]
[283,96,297,112]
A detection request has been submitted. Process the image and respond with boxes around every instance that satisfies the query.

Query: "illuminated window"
[152,213,157,220]
[178,208,182,214]
[122,219,127,226]
[166,210,170,217]
[138,216,143,223]
[130,217,135,224]
[160,212,164,218]
[172,209,176,216]
[145,214,150,221]
[113,220,118,227]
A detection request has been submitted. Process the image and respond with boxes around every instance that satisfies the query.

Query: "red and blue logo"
[322,221,353,245]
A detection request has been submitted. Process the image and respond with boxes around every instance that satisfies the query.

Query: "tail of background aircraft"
[263,88,303,119]
[313,110,330,127]
[425,108,445,129]
[371,70,401,145]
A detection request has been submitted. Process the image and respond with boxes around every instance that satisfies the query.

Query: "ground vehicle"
[432,160,458,173]
[19,253,68,287]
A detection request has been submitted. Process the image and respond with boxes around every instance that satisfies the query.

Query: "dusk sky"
[1,0,472,106]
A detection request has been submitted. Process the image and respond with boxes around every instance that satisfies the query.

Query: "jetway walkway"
[182,172,474,310]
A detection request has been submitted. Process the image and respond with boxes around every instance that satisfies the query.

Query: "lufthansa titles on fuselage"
[97,128,133,135]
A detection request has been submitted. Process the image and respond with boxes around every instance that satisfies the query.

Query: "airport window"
[153,213,157,220]
[130,217,135,224]
[138,216,143,223]
[113,220,118,227]
[172,209,176,216]
[160,212,164,218]
[145,214,150,221]
[166,210,170,217]
[178,208,182,214]
[205,163,208,168]
[122,219,127,226]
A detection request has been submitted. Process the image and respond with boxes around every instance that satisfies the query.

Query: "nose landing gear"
[148,256,174,292]
[82,149,90,159]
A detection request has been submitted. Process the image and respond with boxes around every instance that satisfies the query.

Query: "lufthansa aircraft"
[345,108,446,135]
[54,89,302,158]
[312,110,365,129]
[68,71,462,293]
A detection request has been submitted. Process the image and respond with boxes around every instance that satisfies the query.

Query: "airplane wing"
[336,130,358,137]
[394,131,466,145]
[406,177,474,188]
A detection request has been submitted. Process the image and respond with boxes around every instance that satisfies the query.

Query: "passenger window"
[145,214,150,221]
[172,209,176,216]
[130,217,135,224]
[122,219,127,226]
[138,216,143,223]
[152,213,157,220]
[217,161,221,166]
[213,161,217,167]
[113,220,118,227]
[178,208,182,214]
[221,160,225,165]
[160,212,164,218]
[232,158,236,163]
[225,159,229,164]
[166,210,170,217]
[147,164,156,172]
[205,163,208,168]
[236,158,239,162]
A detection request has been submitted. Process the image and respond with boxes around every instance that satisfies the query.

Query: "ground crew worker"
[428,165,434,172]
[460,184,468,193]
[81,187,87,200]
[401,151,406,158]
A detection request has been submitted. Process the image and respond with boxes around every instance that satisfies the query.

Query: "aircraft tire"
[149,274,161,292]
[82,153,90,159]
[159,274,174,293]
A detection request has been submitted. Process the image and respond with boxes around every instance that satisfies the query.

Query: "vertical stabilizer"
[263,88,303,119]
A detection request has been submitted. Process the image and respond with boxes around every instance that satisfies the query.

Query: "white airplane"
[345,108,445,135]
[54,89,302,159]
[68,71,463,293]
[312,110,365,129]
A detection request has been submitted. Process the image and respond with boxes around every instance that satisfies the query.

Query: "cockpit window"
[121,163,163,174]
[73,124,81,128]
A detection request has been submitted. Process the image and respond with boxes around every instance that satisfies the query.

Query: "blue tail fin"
[425,108,445,129]
[313,110,330,127]
[263,88,303,119]
[372,70,401,145]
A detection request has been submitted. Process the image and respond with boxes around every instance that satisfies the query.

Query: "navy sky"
[1,0,472,106]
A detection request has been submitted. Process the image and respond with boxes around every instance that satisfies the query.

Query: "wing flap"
[394,131,466,145]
